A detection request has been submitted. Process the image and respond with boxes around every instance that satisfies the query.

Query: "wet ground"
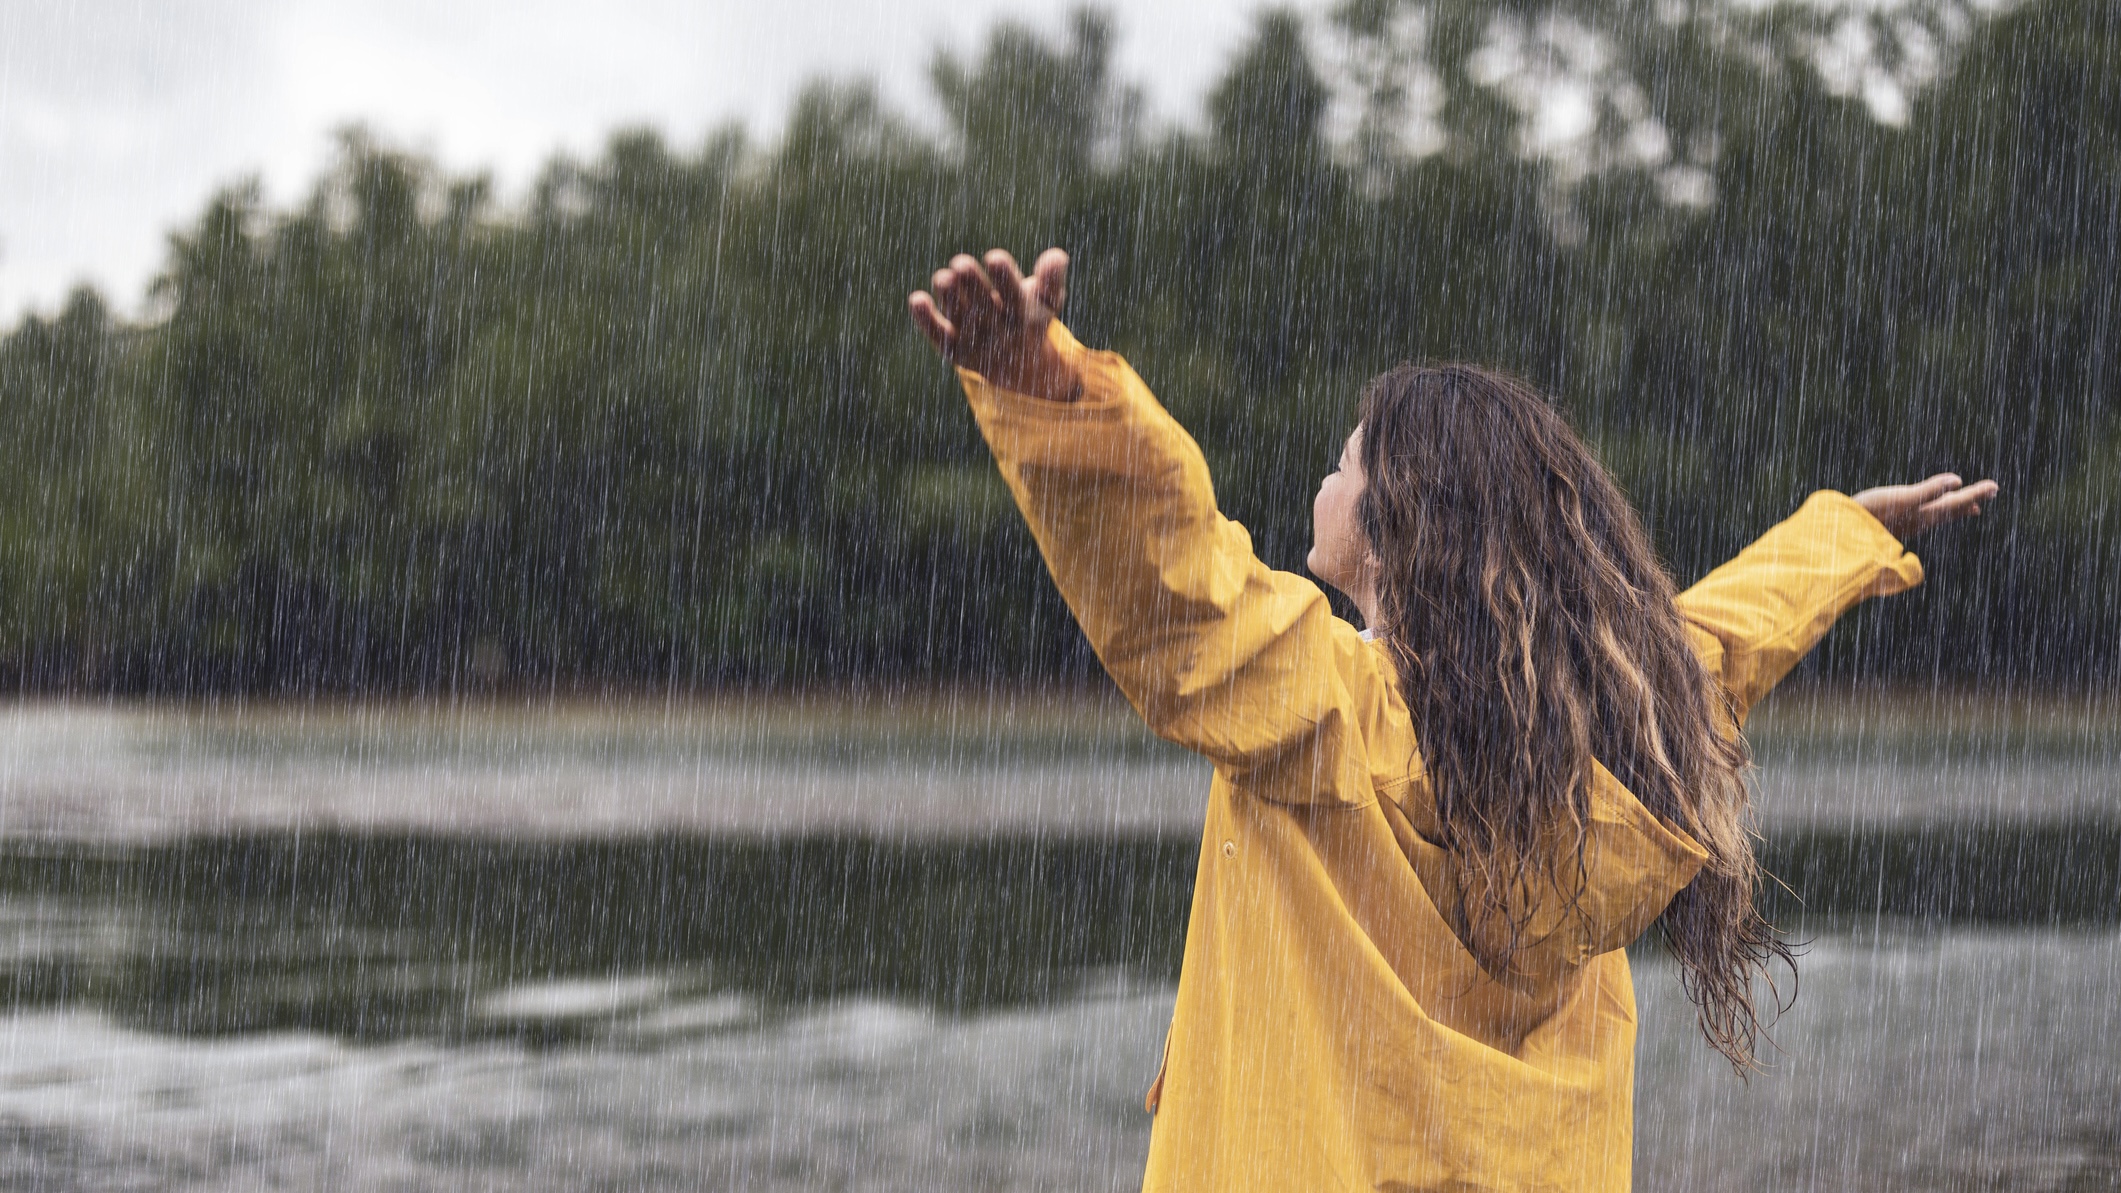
[0,692,2111,1190]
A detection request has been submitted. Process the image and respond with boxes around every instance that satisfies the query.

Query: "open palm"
[907,248,1079,402]
[1853,474,2000,540]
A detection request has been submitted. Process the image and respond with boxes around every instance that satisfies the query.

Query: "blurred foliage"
[0,0,2113,693]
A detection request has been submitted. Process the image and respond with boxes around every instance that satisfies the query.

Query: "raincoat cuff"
[1805,490,1926,595]
[954,320,1128,414]
[956,322,1164,474]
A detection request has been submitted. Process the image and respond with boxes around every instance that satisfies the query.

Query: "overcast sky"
[0,0,1263,321]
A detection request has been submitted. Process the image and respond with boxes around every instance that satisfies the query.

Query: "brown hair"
[1355,362,1787,1071]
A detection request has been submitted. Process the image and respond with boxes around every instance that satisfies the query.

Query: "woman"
[908,248,1996,1192]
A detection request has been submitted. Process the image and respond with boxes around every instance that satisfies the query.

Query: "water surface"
[0,693,2112,1190]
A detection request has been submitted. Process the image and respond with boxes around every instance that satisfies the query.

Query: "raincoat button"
[1221,840,1237,859]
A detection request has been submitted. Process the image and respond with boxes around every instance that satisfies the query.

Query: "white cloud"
[0,0,1256,322]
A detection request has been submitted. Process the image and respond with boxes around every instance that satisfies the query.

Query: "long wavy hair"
[1354,362,1789,1071]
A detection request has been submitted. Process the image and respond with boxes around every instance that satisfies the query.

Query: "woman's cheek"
[1312,485,1351,574]
[1309,490,1336,575]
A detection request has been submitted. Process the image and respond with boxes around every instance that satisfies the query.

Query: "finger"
[1951,479,2000,517]
[1031,248,1069,312]
[907,292,954,356]
[950,254,996,302]
[932,267,967,330]
[1861,473,1960,522]
[1919,486,1982,518]
[943,254,999,334]
[1916,479,1999,528]
[983,249,1028,323]
[1906,474,1965,506]
[1918,477,1995,511]
[936,258,985,333]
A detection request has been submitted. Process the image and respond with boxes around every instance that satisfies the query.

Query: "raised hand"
[908,247,1080,402]
[1852,473,2000,541]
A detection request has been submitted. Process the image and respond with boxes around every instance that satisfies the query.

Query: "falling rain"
[0,1,2114,1189]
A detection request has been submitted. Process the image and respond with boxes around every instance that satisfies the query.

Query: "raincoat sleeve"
[1674,491,1924,723]
[956,321,1382,803]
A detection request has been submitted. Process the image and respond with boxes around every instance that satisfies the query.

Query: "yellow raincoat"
[957,322,1922,1192]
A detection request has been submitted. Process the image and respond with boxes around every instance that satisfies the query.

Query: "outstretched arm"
[908,249,1391,803]
[1676,474,1998,722]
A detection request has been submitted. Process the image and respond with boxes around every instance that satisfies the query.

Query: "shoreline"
[0,687,2107,843]
[0,678,2113,725]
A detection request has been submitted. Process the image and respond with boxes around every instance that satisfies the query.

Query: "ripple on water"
[0,928,2115,1190]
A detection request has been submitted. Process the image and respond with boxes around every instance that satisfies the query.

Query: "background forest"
[0,0,2114,693]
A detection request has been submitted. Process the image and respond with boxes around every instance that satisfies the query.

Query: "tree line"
[0,0,2113,694]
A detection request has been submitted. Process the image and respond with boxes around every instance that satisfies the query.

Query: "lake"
[0,690,2113,1191]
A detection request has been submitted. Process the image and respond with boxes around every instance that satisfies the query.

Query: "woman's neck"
[1349,574,1383,637]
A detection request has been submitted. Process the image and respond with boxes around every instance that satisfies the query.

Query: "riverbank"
[0,684,2110,840]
